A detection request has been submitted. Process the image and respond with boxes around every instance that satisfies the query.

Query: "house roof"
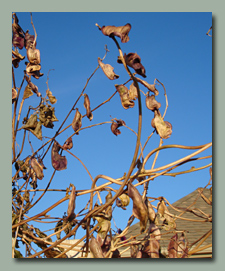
[124,187,212,257]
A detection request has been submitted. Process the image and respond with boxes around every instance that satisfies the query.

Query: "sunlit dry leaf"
[83,94,93,120]
[72,108,82,134]
[96,219,111,246]
[23,84,33,100]
[130,240,139,258]
[124,53,146,78]
[100,23,131,43]
[168,234,178,258]
[67,184,76,220]
[128,183,148,233]
[111,119,126,136]
[51,141,67,171]
[148,223,161,241]
[145,199,156,223]
[30,157,44,180]
[136,78,159,96]
[128,82,138,100]
[90,236,104,258]
[12,49,25,68]
[116,193,130,210]
[98,57,119,80]
[26,63,44,79]
[151,110,172,139]
[46,89,57,104]
[27,47,41,65]
[146,95,161,111]
[24,30,35,49]
[115,84,135,109]
[143,235,160,258]
[12,88,17,102]
[62,137,73,150]
[25,75,41,97]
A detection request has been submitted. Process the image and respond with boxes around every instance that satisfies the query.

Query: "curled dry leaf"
[46,89,57,104]
[148,223,161,241]
[39,104,58,129]
[115,84,135,109]
[145,199,156,223]
[145,95,161,111]
[27,47,41,65]
[98,57,119,80]
[128,183,148,233]
[116,193,130,210]
[130,239,139,258]
[30,157,44,180]
[25,75,41,97]
[90,236,104,258]
[12,49,25,68]
[151,110,172,139]
[72,108,82,134]
[129,82,138,100]
[51,141,67,171]
[21,114,43,140]
[12,13,24,50]
[24,30,35,49]
[156,197,176,230]
[26,62,44,79]
[83,94,93,120]
[12,88,17,102]
[136,77,159,96]
[67,184,76,220]
[111,119,126,136]
[23,84,33,100]
[142,235,160,258]
[62,137,73,150]
[100,23,131,43]
[177,233,188,258]
[124,53,146,78]
[168,234,178,258]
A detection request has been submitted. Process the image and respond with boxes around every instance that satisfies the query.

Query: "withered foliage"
[100,23,131,43]
[72,108,82,134]
[12,14,211,259]
[115,84,135,109]
[98,57,119,80]
[111,119,126,136]
[151,110,172,139]
[51,141,67,171]
[128,183,148,233]
[83,94,93,121]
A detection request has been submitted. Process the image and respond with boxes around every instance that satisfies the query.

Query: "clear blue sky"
[13,12,212,239]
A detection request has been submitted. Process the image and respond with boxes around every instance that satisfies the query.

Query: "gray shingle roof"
[124,187,212,256]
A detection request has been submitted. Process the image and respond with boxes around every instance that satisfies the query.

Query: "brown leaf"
[116,193,130,210]
[148,223,161,240]
[151,110,172,139]
[111,119,126,136]
[23,84,33,100]
[128,82,138,100]
[83,94,93,120]
[51,141,67,171]
[98,58,119,80]
[12,88,17,102]
[24,75,41,96]
[90,236,104,258]
[115,84,135,109]
[27,48,41,65]
[46,89,57,104]
[67,184,76,220]
[128,183,148,233]
[136,78,159,95]
[142,235,160,258]
[177,233,188,258]
[145,95,161,111]
[124,53,146,78]
[30,157,44,180]
[62,137,73,150]
[100,23,131,43]
[168,234,178,258]
[72,108,82,134]
[145,199,156,223]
